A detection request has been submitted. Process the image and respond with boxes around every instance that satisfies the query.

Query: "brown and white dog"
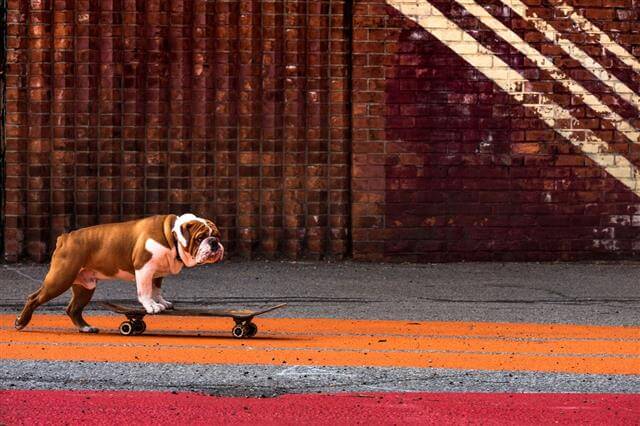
[15,213,224,333]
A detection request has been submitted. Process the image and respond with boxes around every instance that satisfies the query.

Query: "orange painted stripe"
[1,314,638,375]
[4,328,639,357]
[4,342,638,375]
[2,314,639,339]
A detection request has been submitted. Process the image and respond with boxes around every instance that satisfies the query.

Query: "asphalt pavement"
[2,260,640,325]
[1,260,639,399]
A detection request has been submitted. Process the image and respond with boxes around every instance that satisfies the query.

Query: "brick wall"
[3,0,351,262]
[3,0,640,263]
[352,0,640,262]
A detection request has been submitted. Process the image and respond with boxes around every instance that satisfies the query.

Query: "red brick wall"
[352,0,640,262]
[3,0,640,263]
[3,0,351,262]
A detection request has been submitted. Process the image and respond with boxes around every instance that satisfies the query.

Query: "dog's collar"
[172,231,184,264]
[175,245,184,264]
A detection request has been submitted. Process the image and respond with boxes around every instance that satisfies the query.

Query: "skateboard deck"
[99,301,287,338]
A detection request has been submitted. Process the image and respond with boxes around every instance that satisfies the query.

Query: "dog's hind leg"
[66,284,98,333]
[15,277,74,330]
[15,287,47,330]
[15,238,82,330]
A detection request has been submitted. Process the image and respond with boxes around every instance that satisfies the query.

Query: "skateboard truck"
[231,319,258,338]
[119,312,147,336]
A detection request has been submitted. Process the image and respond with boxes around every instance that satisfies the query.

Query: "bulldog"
[15,213,224,333]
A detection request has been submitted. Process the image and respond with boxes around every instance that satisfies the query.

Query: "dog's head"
[172,213,224,267]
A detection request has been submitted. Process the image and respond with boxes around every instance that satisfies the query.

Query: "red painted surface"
[2,390,639,425]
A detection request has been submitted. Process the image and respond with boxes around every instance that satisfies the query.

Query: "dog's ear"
[205,219,220,237]
[179,222,191,246]
[173,215,196,248]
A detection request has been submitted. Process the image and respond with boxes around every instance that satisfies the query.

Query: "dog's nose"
[210,240,219,252]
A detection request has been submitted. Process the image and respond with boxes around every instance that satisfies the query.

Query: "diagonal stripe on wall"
[386,0,640,197]
[501,0,640,111]
[454,0,640,145]
[551,0,640,76]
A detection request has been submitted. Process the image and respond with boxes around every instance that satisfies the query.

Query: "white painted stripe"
[551,0,640,76]
[454,0,640,144]
[386,0,640,196]
[500,0,640,111]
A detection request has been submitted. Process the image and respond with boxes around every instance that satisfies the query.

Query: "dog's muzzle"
[198,238,224,264]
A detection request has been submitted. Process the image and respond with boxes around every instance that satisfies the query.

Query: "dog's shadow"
[129,331,299,342]
[22,328,301,342]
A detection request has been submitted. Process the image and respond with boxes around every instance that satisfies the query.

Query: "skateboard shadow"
[136,331,299,341]
[20,328,301,342]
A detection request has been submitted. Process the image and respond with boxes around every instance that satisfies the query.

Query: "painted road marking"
[1,315,639,374]
[2,390,640,425]
[276,366,356,377]
[387,0,640,196]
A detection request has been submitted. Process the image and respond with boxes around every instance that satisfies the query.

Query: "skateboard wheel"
[246,322,258,338]
[232,324,246,338]
[119,321,133,336]
[132,320,146,335]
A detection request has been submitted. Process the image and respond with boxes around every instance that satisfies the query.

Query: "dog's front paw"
[157,296,173,310]
[141,300,166,314]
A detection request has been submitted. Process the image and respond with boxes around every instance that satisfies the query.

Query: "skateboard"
[99,301,287,338]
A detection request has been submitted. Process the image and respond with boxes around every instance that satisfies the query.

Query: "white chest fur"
[144,238,184,277]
